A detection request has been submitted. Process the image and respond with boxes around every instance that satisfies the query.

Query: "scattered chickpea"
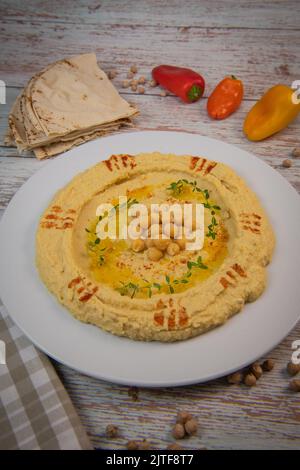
[282,159,292,168]
[138,76,146,84]
[289,379,300,392]
[131,84,137,92]
[127,71,134,79]
[147,247,163,261]
[160,90,167,97]
[130,79,138,87]
[261,359,275,371]
[122,80,130,88]
[172,423,185,439]
[126,440,139,450]
[149,79,157,87]
[137,86,145,94]
[139,439,150,450]
[130,65,138,74]
[244,373,257,387]
[287,361,300,376]
[184,418,198,436]
[131,239,145,252]
[167,242,180,257]
[106,424,119,438]
[250,362,263,380]
[227,371,243,384]
[292,147,300,158]
[167,443,184,450]
[107,70,117,79]
[176,410,192,424]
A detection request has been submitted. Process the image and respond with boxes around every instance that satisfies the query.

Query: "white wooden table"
[0,0,299,450]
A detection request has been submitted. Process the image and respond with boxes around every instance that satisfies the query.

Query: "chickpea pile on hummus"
[36,152,275,342]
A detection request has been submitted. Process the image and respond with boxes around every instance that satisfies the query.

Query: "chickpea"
[176,411,192,424]
[282,159,292,168]
[185,215,198,231]
[147,247,163,261]
[131,239,145,252]
[130,65,138,74]
[292,147,300,158]
[172,423,185,440]
[172,211,184,226]
[148,223,163,239]
[145,238,154,248]
[163,222,180,239]
[250,362,263,380]
[289,379,300,392]
[127,440,139,450]
[153,239,170,251]
[227,371,243,384]
[106,424,119,438]
[139,213,151,229]
[287,361,300,376]
[184,418,198,436]
[150,211,160,225]
[167,242,180,257]
[244,373,256,387]
[261,359,275,371]
[175,238,187,250]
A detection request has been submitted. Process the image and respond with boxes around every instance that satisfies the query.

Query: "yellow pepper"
[243,84,300,141]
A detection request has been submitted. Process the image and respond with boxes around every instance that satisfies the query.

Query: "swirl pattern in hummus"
[36,152,275,342]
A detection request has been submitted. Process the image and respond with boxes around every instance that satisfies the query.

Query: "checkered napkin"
[0,305,92,450]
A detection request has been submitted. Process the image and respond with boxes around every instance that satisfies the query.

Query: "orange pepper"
[244,84,300,141]
[207,76,244,120]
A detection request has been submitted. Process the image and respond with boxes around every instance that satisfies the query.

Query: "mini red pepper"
[207,76,244,120]
[152,65,205,103]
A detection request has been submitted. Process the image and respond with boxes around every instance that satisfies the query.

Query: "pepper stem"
[187,84,203,102]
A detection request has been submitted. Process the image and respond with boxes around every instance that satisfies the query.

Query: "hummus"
[36,152,275,341]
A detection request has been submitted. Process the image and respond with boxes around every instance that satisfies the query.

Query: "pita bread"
[8,53,138,157]
[33,119,134,159]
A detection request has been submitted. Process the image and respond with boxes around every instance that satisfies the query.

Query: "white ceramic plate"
[0,131,299,387]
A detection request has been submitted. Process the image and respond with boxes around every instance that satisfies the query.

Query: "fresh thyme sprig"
[116,255,208,298]
[117,281,140,298]
[117,280,162,298]
[206,214,218,240]
[112,197,139,214]
[187,256,208,270]
[165,272,191,293]
[167,179,220,241]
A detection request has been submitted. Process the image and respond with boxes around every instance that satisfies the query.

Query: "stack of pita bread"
[6,53,138,159]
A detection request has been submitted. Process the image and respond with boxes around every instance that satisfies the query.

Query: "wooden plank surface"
[0,0,299,450]
[1,0,300,30]
[0,21,299,99]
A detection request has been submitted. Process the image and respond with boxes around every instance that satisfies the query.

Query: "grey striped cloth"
[0,305,92,450]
